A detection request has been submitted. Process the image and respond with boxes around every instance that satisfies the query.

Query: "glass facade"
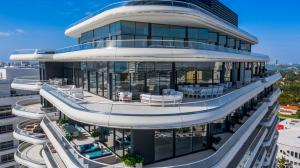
[78,20,252,52]
[63,61,265,101]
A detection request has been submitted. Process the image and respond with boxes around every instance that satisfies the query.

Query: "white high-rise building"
[9,1,281,168]
[0,67,39,168]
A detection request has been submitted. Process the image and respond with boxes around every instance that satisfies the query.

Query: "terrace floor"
[22,144,45,164]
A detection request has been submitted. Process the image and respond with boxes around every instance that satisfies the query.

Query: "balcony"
[40,74,280,129]
[42,143,67,168]
[40,115,121,168]
[14,142,46,168]
[149,102,269,168]
[13,120,47,145]
[262,142,277,167]
[261,102,279,127]
[11,76,47,91]
[252,147,267,168]
[11,39,269,62]
[12,97,59,120]
[235,126,268,168]
[66,0,257,43]
[265,88,281,107]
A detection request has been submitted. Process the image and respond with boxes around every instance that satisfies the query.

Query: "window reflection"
[155,129,173,161]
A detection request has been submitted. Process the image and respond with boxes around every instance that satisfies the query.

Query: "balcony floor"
[22,144,45,164]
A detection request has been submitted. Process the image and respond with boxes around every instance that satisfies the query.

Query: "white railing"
[15,142,46,165]
[15,120,47,140]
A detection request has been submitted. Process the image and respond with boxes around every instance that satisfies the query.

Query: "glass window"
[188,28,208,42]
[170,26,186,38]
[208,32,218,44]
[0,125,13,134]
[118,35,135,47]
[227,38,235,48]
[155,129,173,161]
[0,153,14,163]
[110,21,121,36]
[0,141,13,151]
[175,127,192,156]
[80,30,94,44]
[218,35,227,46]
[135,35,148,48]
[192,125,207,151]
[211,118,227,134]
[152,24,170,37]
[235,40,240,49]
[240,42,251,51]
[89,71,97,94]
[94,25,110,40]
[135,22,149,36]
[121,21,136,35]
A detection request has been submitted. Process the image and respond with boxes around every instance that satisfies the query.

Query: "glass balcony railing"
[12,76,47,85]
[13,39,268,60]
[67,0,257,41]
[14,120,47,141]
[42,115,119,168]
[15,142,46,166]
[237,126,267,168]
[41,76,269,117]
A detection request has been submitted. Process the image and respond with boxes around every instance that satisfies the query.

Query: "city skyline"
[0,0,299,64]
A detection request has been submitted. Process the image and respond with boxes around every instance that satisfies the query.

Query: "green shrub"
[121,154,144,167]
[59,118,67,125]
[91,131,100,138]
[65,133,73,141]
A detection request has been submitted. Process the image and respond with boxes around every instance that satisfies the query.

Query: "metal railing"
[42,115,121,168]
[15,142,46,165]
[67,0,257,41]
[43,143,65,168]
[41,79,264,116]
[12,76,48,85]
[14,98,49,115]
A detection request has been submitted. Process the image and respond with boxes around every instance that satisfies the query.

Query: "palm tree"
[277,156,289,168]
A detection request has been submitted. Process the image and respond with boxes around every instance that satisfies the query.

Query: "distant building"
[280,105,299,115]
[277,118,300,167]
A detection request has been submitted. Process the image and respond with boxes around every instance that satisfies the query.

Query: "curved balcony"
[10,39,269,62]
[40,74,280,129]
[40,80,265,129]
[13,120,47,145]
[66,0,257,43]
[11,76,47,91]
[12,97,59,120]
[40,116,120,168]
[15,142,46,168]
[42,143,67,168]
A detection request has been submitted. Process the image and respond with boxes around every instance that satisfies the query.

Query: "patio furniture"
[140,91,183,106]
[118,91,133,102]
[64,124,80,138]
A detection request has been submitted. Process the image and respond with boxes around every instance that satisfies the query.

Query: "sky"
[0,0,300,64]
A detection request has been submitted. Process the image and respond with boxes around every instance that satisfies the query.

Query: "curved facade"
[10,0,281,167]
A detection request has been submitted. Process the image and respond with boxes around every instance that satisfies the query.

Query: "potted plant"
[59,118,67,125]
[121,154,144,168]
[134,154,144,168]
[90,131,99,137]
[65,133,73,141]
[121,154,135,168]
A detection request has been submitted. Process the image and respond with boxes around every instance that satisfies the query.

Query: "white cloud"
[0,32,11,37]
[16,29,25,34]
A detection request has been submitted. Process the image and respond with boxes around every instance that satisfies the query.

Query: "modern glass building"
[10,0,281,168]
